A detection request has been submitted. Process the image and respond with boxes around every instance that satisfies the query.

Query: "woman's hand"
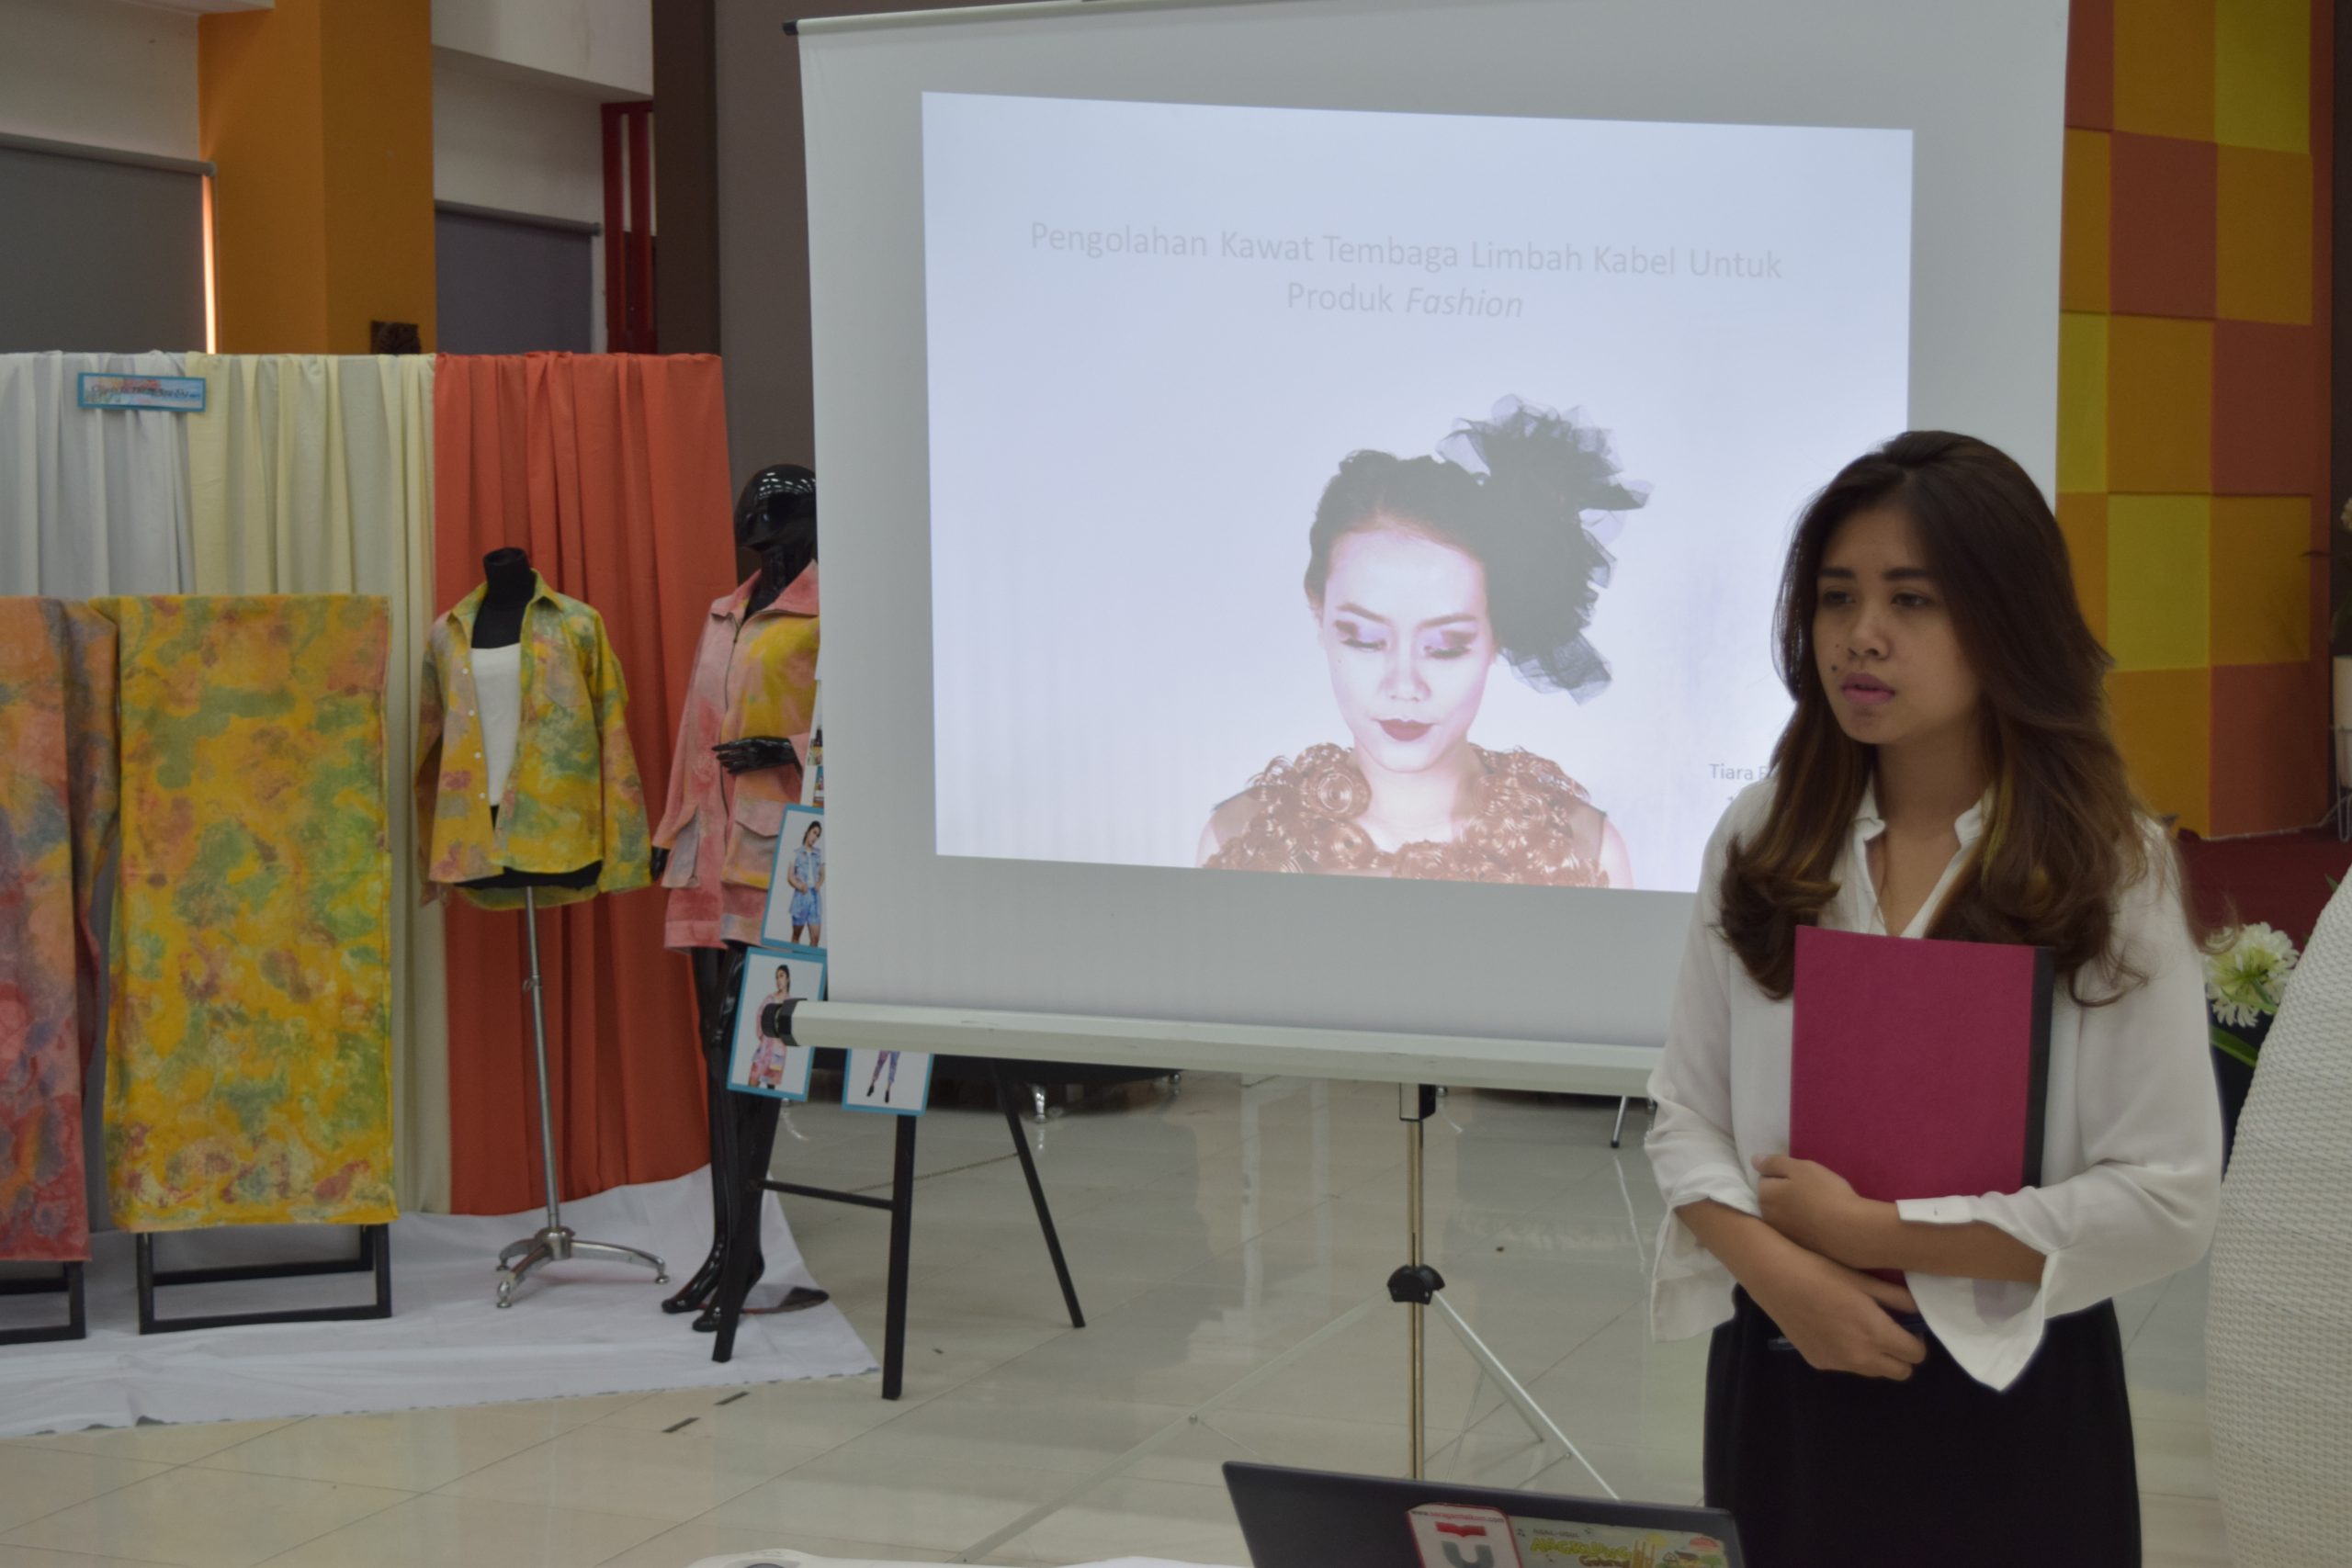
[1749,1245,1929,1381]
[1755,1154,1883,1268]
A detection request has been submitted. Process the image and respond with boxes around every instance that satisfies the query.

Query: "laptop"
[1224,1461,1746,1568]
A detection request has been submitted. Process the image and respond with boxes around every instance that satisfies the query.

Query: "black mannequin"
[661,466,827,1325]
[470,547,537,650]
[708,463,818,777]
[460,547,602,893]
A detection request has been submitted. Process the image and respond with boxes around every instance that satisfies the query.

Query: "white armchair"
[2207,877,2352,1563]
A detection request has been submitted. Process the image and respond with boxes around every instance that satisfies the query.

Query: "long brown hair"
[1720,431,2164,1002]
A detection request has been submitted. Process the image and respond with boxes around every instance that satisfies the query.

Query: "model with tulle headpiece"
[1198,397,1646,886]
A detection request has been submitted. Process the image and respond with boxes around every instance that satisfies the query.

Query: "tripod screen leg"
[991,1060,1085,1328]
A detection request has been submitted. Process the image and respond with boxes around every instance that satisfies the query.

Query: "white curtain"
[186,355,451,1213]
[0,352,193,597]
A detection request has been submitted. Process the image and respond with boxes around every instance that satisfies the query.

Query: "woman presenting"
[1645,432,2221,1566]
[1199,397,1645,886]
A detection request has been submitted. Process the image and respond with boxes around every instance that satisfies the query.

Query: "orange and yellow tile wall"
[2058,0,2334,837]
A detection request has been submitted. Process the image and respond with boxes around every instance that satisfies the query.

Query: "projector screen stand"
[1393,1083,1613,1494]
[1608,1096,1656,1149]
[945,1083,1613,1564]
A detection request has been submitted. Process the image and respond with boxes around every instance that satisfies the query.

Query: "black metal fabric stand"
[0,1262,86,1345]
[134,1224,391,1335]
[707,1055,1086,1395]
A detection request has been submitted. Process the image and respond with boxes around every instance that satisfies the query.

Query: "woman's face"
[774,968,791,995]
[1314,525,1497,776]
[1813,505,1981,750]
[804,825,821,848]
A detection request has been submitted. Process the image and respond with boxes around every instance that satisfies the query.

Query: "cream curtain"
[0,352,193,597]
[186,355,451,1212]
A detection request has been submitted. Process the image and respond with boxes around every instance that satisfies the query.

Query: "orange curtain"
[432,354,740,1213]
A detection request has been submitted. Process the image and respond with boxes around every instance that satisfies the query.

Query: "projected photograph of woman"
[1198,396,1645,886]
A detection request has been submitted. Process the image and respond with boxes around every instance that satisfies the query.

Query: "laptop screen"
[1227,1462,1745,1568]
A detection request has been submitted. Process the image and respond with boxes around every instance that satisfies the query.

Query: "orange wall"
[199,0,435,354]
[2060,0,2334,838]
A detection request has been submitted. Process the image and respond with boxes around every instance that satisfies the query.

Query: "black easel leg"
[992,1061,1085,1329]
[881,1114,917,1399]
[709,1093,785,1362]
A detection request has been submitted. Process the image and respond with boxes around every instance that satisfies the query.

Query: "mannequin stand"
[495,886,670,1306]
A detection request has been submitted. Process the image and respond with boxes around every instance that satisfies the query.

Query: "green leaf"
[2211,1025,2262,1068]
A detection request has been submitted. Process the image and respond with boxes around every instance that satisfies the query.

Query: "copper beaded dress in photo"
[1204,742,1611,886]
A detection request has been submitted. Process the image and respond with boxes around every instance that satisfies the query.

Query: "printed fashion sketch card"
[762,804,826,950]
[729,946,820,1101]
[842,1047,933,1115]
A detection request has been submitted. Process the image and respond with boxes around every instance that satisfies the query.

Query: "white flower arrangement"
[2206,922,2300,1032]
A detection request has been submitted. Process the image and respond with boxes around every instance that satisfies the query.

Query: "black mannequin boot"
[662,946,763,1313]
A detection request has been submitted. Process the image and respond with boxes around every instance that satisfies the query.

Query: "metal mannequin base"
[495,1224,667,1308]
[490,886,670,1307]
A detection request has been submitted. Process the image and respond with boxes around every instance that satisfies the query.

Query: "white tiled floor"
[0,1075,2229,1567]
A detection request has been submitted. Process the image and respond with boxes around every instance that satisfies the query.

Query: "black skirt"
[1704,1288,2140,1568]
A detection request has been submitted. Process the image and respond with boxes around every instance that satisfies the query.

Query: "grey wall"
[715,0,1001,494]
[0,142,203,353]
[435,207,596,355]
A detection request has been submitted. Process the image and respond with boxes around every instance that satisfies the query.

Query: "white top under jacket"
[470,641,524,808]
[1644,776,2223,1391]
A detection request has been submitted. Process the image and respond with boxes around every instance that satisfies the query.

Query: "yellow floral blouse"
[415,573,650,909]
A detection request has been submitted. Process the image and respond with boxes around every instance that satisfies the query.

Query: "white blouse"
[1645,777,2223,1391]
[470,642,524,808]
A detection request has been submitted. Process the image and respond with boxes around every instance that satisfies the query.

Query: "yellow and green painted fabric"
[100,595,398,1230]
[414,573,650,910]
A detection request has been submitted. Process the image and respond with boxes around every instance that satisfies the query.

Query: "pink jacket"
[651,565,819,949]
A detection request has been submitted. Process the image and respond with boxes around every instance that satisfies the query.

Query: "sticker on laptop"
[1410,1504,1524,1568]
[1510,1517,1731,1568]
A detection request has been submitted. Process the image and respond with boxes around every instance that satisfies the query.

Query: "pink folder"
[1790,925,2053,1205]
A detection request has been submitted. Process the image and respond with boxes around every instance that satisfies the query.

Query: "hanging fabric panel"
[432,353,737,1213]
[185,354,451,1213]
[0,600,117,1261]
[101,594,398,1232]
[0,353,193,598]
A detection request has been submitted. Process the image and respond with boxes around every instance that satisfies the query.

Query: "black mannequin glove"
[711,736,798,775]
[650,845,670,880]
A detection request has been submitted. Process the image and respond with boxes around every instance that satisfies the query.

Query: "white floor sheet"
[0,1168,876,1438]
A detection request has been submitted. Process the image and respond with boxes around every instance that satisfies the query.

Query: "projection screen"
[797,0,2067,1066]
